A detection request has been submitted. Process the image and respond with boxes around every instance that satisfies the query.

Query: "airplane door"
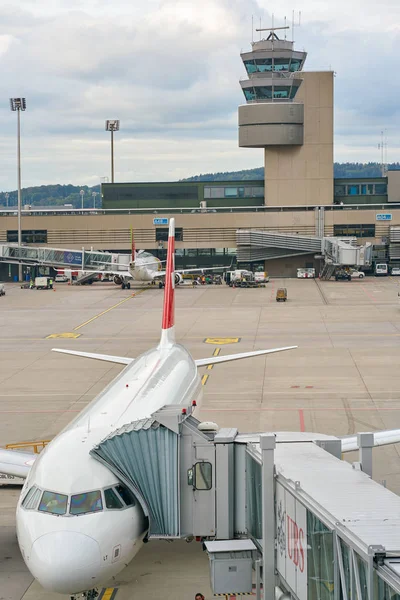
[192,443,215,537]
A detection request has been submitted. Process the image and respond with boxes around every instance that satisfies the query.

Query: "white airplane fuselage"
[17,343,201,594]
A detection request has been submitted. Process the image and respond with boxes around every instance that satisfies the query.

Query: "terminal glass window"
[375,183,388,194]
[156,227,183,242]
[245,453,262,542]
[307,511,334,600]
[347,185,360,195]
[39,491,68,515]
[290,85,300,99]
[7,230,47,244]
[339,539,351,600]
[356,554,369,600]
[334,185,346,197]
[334,224,375,238]
[70,491,103,515]
[374,572,400,600]
[225,187,238,198]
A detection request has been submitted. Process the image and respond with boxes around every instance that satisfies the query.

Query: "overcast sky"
[0,0,399,191]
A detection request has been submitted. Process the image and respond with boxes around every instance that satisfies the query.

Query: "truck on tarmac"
[35,277,52,290]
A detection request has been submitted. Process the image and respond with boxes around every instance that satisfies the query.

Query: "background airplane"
[0,218,297,597]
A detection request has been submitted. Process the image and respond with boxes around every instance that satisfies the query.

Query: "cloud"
[0,0,399,190]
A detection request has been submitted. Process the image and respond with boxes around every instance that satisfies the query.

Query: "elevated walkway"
[0,243,114,270]
[88,403,400,600]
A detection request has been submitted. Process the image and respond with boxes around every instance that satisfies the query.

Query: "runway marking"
[207,347,221,370]
[204,337,240,344]
[74,290,146,331]
[46,332,81,339]
[299,409,305,432]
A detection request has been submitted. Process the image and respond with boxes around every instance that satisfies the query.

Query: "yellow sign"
[46,332,81,339]
[204,337,240,345]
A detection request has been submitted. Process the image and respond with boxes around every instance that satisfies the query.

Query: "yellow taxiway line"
[73,290,146,332]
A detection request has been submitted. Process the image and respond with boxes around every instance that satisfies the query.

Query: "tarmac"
[1,276,400,600]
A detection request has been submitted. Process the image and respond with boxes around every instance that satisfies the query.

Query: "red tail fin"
[131,227,136,262]
[160,218,175,345]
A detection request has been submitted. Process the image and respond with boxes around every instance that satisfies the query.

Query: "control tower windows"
[255,58,273,72]
[255,87,273,100]
[273,58,290,72]
[244,60,257,74]
[273,87,289,99]
[289,58,302,72]
[244,89,256,101]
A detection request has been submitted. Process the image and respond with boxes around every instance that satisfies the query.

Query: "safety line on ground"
[73,290,146,331]
[98,588,118,600]
[202,347,221,385]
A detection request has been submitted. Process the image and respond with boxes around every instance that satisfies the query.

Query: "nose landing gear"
[71,589,98,600]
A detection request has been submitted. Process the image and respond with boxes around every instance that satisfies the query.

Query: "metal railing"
[6,440,50,454]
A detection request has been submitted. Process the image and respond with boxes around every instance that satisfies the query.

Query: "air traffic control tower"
[238,26,334,206]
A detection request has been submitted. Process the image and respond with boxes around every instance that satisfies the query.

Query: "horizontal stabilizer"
[0,448,36,479]
[341,429,400,453]
[52,349,134,365]
[195,345,297,368]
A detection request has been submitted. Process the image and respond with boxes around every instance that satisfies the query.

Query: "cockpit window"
[104,488,123,510]
[115,484,135,506]
[70,490,102,515]
[22,486,41,510]
[39,491,68,515]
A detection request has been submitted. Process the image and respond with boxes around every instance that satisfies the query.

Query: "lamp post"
[10,97,26,282]
[92,191,98,209]
[5,192,9,208]
[105,120,120,183]
[80,189,84,210]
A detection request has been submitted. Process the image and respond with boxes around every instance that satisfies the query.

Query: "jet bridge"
[90,405,400,600]
[0,243,117,270]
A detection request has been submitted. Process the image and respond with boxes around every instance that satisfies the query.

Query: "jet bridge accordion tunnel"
[90,405,238,540]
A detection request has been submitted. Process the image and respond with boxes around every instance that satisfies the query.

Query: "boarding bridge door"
[192,442,216,537]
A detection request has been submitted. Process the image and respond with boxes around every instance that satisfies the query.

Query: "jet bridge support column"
[261,434,276,600]
[357,432,374,478]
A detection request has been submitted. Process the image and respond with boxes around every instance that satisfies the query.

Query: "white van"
[375,263,388,276]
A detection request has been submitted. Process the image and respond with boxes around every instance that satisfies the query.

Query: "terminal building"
[2,28,400,278]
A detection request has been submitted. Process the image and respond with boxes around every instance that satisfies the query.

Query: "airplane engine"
[174,273,183,286]
[113,275,123,286]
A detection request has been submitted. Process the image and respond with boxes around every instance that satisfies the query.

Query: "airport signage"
[63,250,83,265]
[153,218,169,225]
[376,213,392,221]
[276,482,307,600]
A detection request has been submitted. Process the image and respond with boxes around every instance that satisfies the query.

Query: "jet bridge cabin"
[90,406,400,600]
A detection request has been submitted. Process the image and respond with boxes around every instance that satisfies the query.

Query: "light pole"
[80,189,84,210]
[92,191,98,209]
[5,192,9,208]
[10,97,26,281]
[105,120,120,183]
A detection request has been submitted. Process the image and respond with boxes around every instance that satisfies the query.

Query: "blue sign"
[63,251,82,265]
[153,218,169,226]
[376,213,392,221]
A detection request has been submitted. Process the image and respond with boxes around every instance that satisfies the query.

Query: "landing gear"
[71,589,98,600]
[121,282,126,289]
[126,282,131,290]
[159,282,164,289]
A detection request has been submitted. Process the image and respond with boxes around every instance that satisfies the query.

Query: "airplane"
[85,232,228,289]
[0,218,299,597]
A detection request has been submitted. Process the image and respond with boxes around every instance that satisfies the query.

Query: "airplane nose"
[29,531,102,594]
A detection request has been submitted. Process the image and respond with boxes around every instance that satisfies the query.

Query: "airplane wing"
[156,265,228,279]
[341,430,400,453]
[0,448,36,479]
[52,349,134,365]
[195,346,297,367]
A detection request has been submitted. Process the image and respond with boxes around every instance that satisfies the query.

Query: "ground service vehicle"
[350,269,365,279]
[254,271,270,283]
[35,277,51,289]
[375,263,388,276]
[392,267,400,276]
[55,274,69,283]
[0,284,5,296]
[335,270,351,281]
[297,268,315,278]
[276,288,287,302]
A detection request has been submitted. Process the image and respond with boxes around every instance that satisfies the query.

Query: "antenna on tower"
[378,130,388,176]
[292,10,301,41]
[259,17,262,40]
[252,15,254,43]
[284,16,287,39]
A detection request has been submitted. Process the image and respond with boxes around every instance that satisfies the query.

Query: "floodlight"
[10,98,26,111]
[105,119,120,131]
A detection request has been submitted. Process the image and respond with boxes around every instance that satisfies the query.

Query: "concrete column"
[357,432,374,478]
[260,433,276,600]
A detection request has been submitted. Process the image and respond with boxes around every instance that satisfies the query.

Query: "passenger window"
[194,462,212,490]
[39,491,68,515]
[70,491,102,515]
[115,484,135,506]
[104,488,123,510]
[22,486,41,510]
